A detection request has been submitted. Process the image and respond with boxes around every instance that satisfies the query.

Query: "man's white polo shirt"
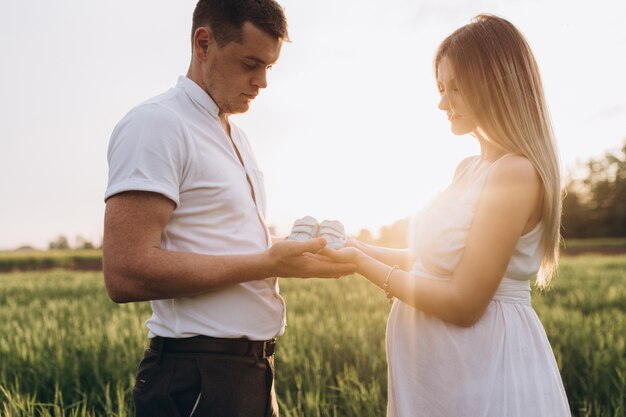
[105,76,286,340]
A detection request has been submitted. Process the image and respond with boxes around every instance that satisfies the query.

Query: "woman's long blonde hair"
[434,14,562,288]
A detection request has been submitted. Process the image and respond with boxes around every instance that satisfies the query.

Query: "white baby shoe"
[287,216,320,241]
[318,220,346,249]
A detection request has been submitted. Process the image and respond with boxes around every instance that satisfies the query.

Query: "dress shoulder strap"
[463,153,517,204]
[484,152,517,181]
[484,152,516,175]
[452,156,481,184]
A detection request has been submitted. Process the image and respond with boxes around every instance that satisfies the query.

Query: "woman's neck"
[477,137,506,162]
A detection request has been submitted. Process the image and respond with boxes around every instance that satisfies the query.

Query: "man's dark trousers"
[133,336,278,417]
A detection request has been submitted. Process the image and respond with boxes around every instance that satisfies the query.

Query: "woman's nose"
[438,93,449,111]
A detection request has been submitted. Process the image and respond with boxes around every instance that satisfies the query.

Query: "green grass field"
[0,254,624,417]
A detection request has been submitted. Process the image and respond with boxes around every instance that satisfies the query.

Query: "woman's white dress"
[386,155,571,417]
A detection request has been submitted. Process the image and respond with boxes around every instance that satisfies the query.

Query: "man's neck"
[187,66,231,137]
[219,114,231,138]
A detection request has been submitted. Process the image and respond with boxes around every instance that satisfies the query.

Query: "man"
[103,1,355,416]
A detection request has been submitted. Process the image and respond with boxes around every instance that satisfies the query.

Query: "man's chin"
[228,102,251,115]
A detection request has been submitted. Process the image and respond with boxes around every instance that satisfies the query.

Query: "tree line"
[562,139,626,238]
[48,235,97,251]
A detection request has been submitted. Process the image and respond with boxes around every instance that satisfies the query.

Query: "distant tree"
[562,138,626,238]
[75,236,95,250]
[48,235,70,250]
[82,241,95,250]
[377,218,410,248]
[355,228,375,244]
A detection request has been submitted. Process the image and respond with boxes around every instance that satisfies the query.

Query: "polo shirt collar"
[177,76,220,116]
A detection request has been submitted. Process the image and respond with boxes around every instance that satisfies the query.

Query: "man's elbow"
[103,265,142,304]
[104,274,131,303]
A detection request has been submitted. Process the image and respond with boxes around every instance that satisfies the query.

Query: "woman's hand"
[321,246,362,265]
[344,236,359,248]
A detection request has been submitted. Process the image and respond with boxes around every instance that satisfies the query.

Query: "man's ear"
[193,26,214,58]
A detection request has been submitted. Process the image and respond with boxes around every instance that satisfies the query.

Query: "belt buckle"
[262,339,275,359]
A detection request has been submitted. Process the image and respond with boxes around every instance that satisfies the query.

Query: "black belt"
[150,335,276,360]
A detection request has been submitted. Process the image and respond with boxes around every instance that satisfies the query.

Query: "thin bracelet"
[383,265,399,304]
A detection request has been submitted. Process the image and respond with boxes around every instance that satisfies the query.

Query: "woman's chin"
[450,126,474,136]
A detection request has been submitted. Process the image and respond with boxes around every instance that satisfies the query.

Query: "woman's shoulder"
[486,154,541,193]
[492,154,538,179]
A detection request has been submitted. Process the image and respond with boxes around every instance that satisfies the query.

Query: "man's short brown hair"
[192,0,289,47]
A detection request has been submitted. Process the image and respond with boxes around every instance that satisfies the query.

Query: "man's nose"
[252,70,268,89]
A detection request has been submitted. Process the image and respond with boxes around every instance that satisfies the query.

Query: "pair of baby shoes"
[287,216,346,249]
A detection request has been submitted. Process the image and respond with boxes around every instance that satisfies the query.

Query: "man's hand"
[268,238,356,279]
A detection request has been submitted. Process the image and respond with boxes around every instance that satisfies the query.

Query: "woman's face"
[436,57,478,136]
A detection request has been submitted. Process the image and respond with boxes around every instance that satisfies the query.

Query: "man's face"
[203,22,282,115]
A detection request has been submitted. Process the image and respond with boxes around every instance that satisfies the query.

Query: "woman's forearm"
[356,252,478,327]
[349,238,411,270]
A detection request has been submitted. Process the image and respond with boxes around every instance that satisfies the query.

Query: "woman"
[326,14,571,417]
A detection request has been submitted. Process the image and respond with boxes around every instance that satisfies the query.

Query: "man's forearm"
[103,247,273,303]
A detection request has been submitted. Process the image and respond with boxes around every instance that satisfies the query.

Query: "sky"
[1,0,625,250]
